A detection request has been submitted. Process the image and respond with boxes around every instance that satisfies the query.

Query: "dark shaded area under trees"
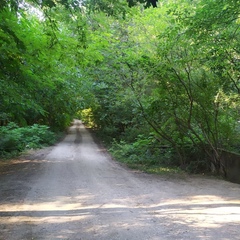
[127,0,158,8]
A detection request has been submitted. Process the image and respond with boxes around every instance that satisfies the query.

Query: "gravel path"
[0,120,239,240]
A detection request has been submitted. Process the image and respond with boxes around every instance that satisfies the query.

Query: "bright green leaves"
[0,122,56,158]
[0,2,86,129]
[1,0,240,173]
[146,0,240,170]
[81,0,240,173]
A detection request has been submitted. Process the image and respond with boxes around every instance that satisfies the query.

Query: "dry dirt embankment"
[0,120,240,240]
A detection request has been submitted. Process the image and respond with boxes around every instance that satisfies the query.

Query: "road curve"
[0,120,240,239]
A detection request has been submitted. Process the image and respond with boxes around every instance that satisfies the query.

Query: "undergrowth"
[109,135,183,175]
[0,122,56,159]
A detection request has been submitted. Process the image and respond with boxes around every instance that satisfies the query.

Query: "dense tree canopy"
[1,0,240,173]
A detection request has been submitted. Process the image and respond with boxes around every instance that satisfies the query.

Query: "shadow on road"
[0,120,239,240]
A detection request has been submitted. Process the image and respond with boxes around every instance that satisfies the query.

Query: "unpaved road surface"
[0,120,240,240]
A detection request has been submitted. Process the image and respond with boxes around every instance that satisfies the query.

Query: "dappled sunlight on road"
[0,120,239,239]
[0,214,88,224]
[0,193,239,227]
[146,195,240,229]
[0,192,240,239]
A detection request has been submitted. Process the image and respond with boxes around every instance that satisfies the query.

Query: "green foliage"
[82,1,240,175]
[109,134,182,174]
[0,3,85,130]
[110,134,176,166]
[0,122,56,158]
[83,0,129,17]
[1,0,240,176]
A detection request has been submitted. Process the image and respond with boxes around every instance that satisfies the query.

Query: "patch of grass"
[108,137,183,176]
[144,165,184,174]
[122,162,184,175]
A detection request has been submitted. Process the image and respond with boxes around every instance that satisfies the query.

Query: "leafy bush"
[109,134,177,167]
[0,122,56,158]
[0,123,23,152]
[21,124,56,147]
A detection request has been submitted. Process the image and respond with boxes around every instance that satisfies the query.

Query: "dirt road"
[0,120,240,240]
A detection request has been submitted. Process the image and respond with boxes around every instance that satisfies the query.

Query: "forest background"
[1,0,240,176]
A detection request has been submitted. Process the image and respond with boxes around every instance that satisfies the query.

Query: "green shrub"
[21,124,56,147]
[0,122,56,158]
[109,134,176,166]
[0,133,22,151]
[0,123,23,152]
